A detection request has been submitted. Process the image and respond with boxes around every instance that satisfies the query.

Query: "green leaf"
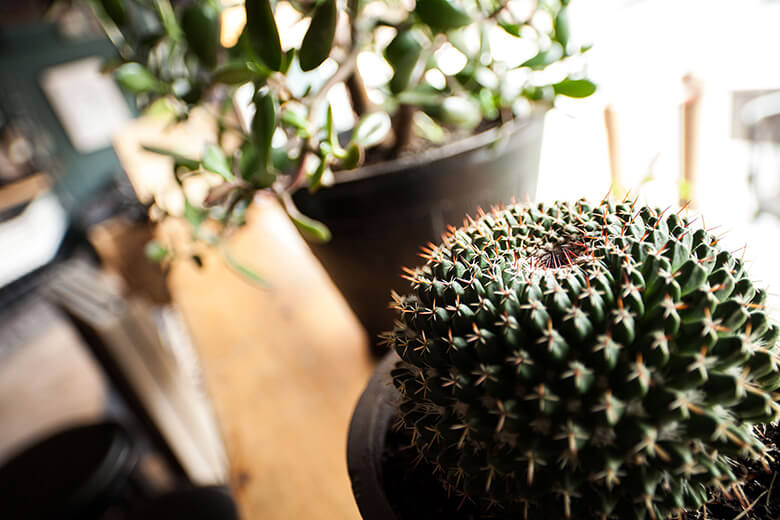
[281,193,331,242]
[280,106,310,136]
[142,98,175,117]
[245,0,283,71]
[522,85,554,101]
[414,0,471,33]
[270,147,296,173]
[144,241,169,263]
[498,21,522,37]
[115,63,166,94]
[142,145,200,170]
[308,156,329,192]
[251,88,278,169]
[341,142,362,170]
[397,89,440,106]
[100,0,128,27]
[325,104,336,147]
[181,3,221,68]
[246,59,273,76]
[554,7,570,52]
[478,88,499,120]
[428,96,481,129]
[222,247,268,287]
[323,104,346,157]
[239,141,276,187]
[183,200,208,231]
[154,0,182,40]
[552,78,597,98]
[413,111,445,143]
[202,145,234,181]
[350,112,391,148]
[212,61,261,84]
[521,42,563,69]
[280,48,295,74]
[299,0,338,71]
[290,211,331,242]
[384,29,423,94]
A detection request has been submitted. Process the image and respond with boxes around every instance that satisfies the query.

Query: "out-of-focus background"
[1,0,780,519]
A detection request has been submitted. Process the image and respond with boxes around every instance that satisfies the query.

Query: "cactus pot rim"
[348,354,613,520]
[347,351,400,520]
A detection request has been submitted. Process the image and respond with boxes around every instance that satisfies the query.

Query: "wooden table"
[167,197,375,519]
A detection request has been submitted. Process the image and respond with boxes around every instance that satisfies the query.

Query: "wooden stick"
[603,104,623,200]
[680,74,702,207]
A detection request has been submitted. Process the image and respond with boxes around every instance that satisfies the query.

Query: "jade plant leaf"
[350,112,391,148]
[384,29,423,94]
[554,6,570,51]
[142,145,200,171]
[553,78,597,98]
[202,145,234,181]
[100,0,128,27]
[414,0,471,33]
[245,0,283,71]
[212,61,264,84]
[521,42,564,69]
[251,88,278,169]
[299,0,338,71]
[181,3,221,68]
[115,63,166,94]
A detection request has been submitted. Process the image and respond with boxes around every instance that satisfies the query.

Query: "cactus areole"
[384,199,780,519]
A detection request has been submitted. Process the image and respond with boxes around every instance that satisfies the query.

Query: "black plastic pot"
[294,115,545,349]
[346,351,400,520]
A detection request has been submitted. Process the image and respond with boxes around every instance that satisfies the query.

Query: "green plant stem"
[307,46,361,127]
[286,149,313,193]
[286,44,362,192]
[88,1,134,59]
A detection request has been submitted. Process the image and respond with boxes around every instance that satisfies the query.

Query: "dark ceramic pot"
[294,115,545,351]
[346,352,400,520]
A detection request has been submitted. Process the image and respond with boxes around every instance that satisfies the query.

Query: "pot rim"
[332,112,544,186]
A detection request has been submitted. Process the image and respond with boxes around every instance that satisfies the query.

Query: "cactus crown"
[386,199,780,519]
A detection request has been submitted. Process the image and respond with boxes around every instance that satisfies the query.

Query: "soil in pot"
[381,423,780,520]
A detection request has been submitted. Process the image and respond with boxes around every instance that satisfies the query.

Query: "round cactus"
[385,199,780,519]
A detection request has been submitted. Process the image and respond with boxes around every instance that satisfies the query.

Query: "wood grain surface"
[167,196,375,519]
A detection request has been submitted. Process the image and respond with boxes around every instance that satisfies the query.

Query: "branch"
[307,45,362,127]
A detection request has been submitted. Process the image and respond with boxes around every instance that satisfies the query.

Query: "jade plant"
[90,0,593,244]
[385,199,780,519]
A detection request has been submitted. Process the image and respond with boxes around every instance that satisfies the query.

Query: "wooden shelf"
[165,197,374,519]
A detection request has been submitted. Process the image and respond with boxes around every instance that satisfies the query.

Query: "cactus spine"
[385,199,780,519]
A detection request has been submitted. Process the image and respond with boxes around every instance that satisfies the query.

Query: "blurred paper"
[40,56,131,153]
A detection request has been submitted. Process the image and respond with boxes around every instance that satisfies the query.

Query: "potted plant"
[90,0,594,345]
[347,198,780,519]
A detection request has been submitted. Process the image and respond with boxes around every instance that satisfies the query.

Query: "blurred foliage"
[91,0,594,244]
